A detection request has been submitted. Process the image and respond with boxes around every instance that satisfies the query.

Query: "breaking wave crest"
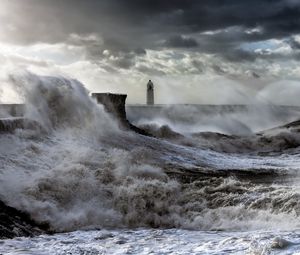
[0,72,300,233]
[9,71,118,133]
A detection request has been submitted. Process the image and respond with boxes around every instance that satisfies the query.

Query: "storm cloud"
[1,0,300,103]
[2,1,300,52]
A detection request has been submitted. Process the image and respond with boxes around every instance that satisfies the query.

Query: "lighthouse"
[147,80,154,105]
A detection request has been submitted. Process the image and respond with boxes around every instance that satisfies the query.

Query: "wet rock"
[271,237,293,249]
[0,200,49,239]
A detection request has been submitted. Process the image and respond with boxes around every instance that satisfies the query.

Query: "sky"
[1,0,300,104]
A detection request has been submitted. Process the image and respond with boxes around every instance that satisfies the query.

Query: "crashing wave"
[1,72,300,237]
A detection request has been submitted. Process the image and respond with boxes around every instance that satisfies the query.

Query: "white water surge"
[1,72,300,254]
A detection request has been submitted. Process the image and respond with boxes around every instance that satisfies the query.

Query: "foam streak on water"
[1,229,300,255]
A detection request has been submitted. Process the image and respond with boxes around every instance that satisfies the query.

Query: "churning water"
[1,72,300,254]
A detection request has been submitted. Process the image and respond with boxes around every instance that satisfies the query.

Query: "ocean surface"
[1,73,300,254]
[2,229,300,254]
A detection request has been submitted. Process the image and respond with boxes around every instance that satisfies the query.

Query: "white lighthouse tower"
[147,80,154,105]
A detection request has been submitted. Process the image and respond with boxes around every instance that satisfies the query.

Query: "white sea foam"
[1,229,300,254]
[1,72,300,235]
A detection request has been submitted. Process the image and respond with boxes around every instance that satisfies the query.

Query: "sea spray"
[0,72,300,233]
[8,71,118,133]
[127,104,300,135]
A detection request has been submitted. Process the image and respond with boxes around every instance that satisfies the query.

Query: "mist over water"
[128,104,300,137]
[126,76,300,137]
[1,72,300,255]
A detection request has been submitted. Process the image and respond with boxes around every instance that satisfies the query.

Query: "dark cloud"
[163,35,198,48]
[289,37,300,49]
[2,0,300,65]
[222,49,257,62]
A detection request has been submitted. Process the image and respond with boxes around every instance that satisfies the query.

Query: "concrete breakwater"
[0,94,150,135]
[0,104,24,118]
[0,105,25,132]
[2,98,300,134]
[91,93,149,135]
[0,117,26,132]
[126,104,300,123]
[126,104,300,136]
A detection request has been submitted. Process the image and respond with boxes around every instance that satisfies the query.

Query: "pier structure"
[91,93,149,135]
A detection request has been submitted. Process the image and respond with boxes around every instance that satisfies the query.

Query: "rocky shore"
[0,200,49,239]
